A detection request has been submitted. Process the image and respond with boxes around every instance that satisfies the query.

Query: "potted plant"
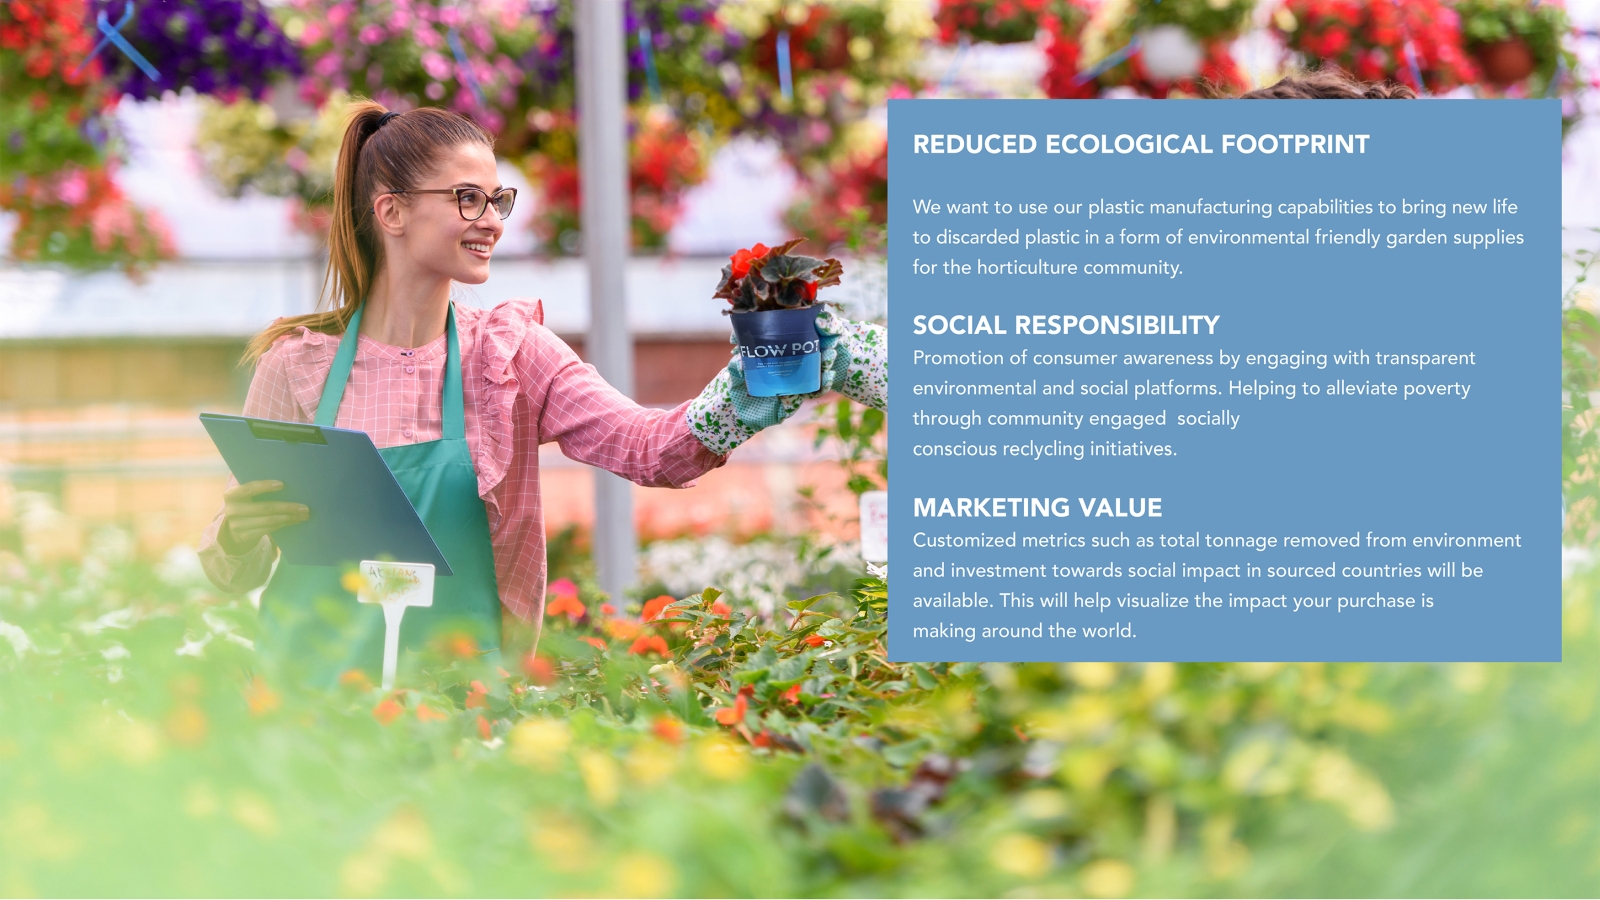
[714,238,843,397]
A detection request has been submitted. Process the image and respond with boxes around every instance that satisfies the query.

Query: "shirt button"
[403,429,413,438]
[405,365,415,374]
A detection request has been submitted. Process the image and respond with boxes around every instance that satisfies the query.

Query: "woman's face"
[377,141,506,285]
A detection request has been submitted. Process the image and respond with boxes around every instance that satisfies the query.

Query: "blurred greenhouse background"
[4,0,1600,896]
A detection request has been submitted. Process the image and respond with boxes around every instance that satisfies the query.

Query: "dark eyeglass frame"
[381,186,517,221]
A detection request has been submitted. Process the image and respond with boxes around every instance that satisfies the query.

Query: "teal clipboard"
[199,413,453,575]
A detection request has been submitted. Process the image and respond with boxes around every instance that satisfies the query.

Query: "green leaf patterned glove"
[685,307,888,456]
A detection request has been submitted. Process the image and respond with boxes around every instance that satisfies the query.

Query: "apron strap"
[442,304,465,440]
[315,305,363,427]
[314,303,466,442]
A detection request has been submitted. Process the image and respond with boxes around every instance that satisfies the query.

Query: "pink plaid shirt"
[198,299,725,621]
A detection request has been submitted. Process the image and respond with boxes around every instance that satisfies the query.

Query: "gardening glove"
[685,307,888,456]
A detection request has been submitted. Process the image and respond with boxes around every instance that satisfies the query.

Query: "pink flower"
[422,51,451,80]
[56,170,88,206]
[358,24,384,45]
[300,20,325,44]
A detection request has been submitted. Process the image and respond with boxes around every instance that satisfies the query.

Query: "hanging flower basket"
[1273,0,1480,94]
[715,239,842,397]
[521,106,710,255]
[1081,0,1253,97]
[87,0,301,101]
[1454,0,1575,96]
[0,164,176,275]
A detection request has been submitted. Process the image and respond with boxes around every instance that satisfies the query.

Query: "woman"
[199,102,885,686]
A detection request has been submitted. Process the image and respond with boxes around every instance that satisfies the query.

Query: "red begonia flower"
[629,634,669,656]
[714,693,748,726]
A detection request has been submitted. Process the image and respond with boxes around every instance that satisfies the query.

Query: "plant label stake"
[356,560,435,691]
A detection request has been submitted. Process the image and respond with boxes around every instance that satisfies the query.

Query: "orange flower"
[338,669,372,691]
[605,618,642,641]
[641,594,676,622]
[710,600,732,617]
[802,634,827,647]
[164,704,208,746]
[780,684,802,705]
[629,634,669,656]
[477,715,493,740]
[416,703,449,722]
[373,697,404,725]
[465,680,489,708]
[243,677,280,717]
[600,602,617,616]
[714,693,748,726]
[522,654,557,686]
[580,636,608,651]
[652,714,684,743]
[436,632,478,659]
[546,592,585,620]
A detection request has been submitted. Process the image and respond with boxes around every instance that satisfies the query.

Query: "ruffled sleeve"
[469,298,543,498]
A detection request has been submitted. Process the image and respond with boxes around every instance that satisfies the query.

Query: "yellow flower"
[990,832,1052,879]
[508,719,570,771]
[1081,859,1135,898]
[696,737,748,781]
[578,751,621,808]
[613,852,676,898]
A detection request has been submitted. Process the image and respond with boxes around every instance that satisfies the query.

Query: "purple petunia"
[90,0,302,101]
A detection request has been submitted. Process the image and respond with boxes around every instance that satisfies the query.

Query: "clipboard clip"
[248,421,327,444]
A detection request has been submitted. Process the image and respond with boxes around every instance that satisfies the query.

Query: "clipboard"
[199,413,453,575]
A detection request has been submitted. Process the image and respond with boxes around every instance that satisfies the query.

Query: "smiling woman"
[196,101,888,689]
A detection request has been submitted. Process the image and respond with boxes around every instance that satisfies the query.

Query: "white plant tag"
[356,560,435,691]
[859,491,888,563]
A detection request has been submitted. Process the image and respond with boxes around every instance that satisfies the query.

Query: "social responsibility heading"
[912,132,1371,156]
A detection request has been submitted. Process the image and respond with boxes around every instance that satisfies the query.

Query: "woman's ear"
[372,191,407,237]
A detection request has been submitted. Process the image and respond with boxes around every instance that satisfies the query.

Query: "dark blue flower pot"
[729,306,823,397]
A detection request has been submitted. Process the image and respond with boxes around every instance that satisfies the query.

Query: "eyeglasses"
[382,187,517,221]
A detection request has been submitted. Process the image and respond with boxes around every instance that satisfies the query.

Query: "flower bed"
[8,532,1599,896]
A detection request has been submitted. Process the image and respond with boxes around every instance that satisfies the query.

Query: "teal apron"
[257,303,502,688]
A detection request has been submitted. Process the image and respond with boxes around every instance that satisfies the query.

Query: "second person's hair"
[245,102,493,362]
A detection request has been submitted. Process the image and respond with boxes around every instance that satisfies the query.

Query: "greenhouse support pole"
[576,0,637,604]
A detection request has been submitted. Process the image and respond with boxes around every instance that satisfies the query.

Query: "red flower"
[440,633,478,659]
[641,594,677,622]
[781,684,802,705]
[522,654,557,686]
[710,600,732,617]
[714,693,748,726]
[629,634,669,656]
[728,242,771,280]
[465,680,489,708]
[600,603,617,616]
[373,697,404,725]
[802,634,827,647]
[416,703,449,722]
[581,636,608,651]
[476,715,493,740]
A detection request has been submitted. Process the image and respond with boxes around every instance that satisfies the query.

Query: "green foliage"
[9,542,1599,897]
[1563,230,1600,542]
[812,397,887,496]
